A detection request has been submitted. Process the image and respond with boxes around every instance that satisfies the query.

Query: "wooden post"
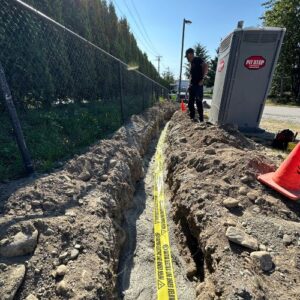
[0,62,34,174]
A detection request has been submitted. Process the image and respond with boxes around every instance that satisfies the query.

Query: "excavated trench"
[0,102,181,300]
[117,125,196,300]
[163,111,300,300]
[2,104,299,300]
[174,212,206,282]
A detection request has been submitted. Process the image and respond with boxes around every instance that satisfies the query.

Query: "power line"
[129,0,161,55]
[122,0,158,54]
[121,0,160,56]
[125,1,172,74]
[111,0,158,57]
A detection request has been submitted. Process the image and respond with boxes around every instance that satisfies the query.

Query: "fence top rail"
[12,0,168,91]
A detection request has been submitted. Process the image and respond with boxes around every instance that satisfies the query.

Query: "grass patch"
[0,94,158,181]
[203,93,212,99]
[260,118,300,134]
[0,101,124,181]
[170,94,177,101]
[266,98,300,107]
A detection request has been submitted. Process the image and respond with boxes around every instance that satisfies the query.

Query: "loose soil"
[1,104,300,300]
[164,111,300,300]
[0,102,176,300]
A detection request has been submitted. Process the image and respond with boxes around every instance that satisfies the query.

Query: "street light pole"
[178,18,192,101]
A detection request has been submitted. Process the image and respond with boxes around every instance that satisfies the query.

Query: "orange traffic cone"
[258,142,300,201]
[180,100,186,112]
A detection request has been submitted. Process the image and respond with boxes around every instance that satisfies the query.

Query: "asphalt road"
[262,105,300,123]
[204,99,300,123]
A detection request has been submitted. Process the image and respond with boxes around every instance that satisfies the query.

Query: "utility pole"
[178,18,192,101]
[155,55,162,75]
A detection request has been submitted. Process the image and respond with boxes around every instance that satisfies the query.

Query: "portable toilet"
[209,27,285,131]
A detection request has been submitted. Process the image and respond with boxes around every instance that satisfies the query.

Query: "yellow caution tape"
[153,123,178,300]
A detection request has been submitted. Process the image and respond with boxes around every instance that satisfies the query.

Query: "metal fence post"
[0,62,34,174]
[118,62,125,123]
[151,82,154,105]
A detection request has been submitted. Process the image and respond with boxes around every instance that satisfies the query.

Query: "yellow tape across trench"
[153,123,178,300]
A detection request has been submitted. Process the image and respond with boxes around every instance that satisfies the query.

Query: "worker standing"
[185,48,208,122]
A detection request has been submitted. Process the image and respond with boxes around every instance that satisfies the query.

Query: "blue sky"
[111,0,266,78]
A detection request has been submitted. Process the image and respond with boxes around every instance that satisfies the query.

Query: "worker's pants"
[188,85,204,121]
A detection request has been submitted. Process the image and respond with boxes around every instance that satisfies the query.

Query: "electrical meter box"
[209,27,285,131]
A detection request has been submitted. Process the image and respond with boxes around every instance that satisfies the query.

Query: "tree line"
[0,0,165,110]
[262,0,300,103]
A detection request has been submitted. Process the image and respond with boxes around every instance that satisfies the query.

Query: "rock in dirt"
[204,148,216,155]
[293,254,300,269]
[247,192,258,201]
[44,228,54,236]
[56,265,68,276]
[59,252,68,261]
[42,201,55,211]
[282,234,292,246]
[110,159,117,168]
[223,198,240,208]
[238,187,248,195]
[186,264,197,279]
[0,265,26,300]
[241,175,253,184]
[56,280,69,296]
[226,226,258,250]
[255,197,264,205]
[81,269,95,291]
[252,206,261,213]
[223,219,237,227]
[100,175,108,182]
[70,249,79,260]
[25,294,38,300]
[31,200,40,207]
[259,244,267,251]
[0,229,38,257]
[78,170,92,181]
[250,251,273,272]
[74,244,81,250]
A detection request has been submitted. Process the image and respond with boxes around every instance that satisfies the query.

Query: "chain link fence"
[0,0,168,180]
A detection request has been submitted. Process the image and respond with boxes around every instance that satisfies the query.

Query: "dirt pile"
[0,102,176,300]
[165,111,300,300]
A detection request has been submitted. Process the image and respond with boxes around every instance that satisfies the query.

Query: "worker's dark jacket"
[190,56,204,86]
